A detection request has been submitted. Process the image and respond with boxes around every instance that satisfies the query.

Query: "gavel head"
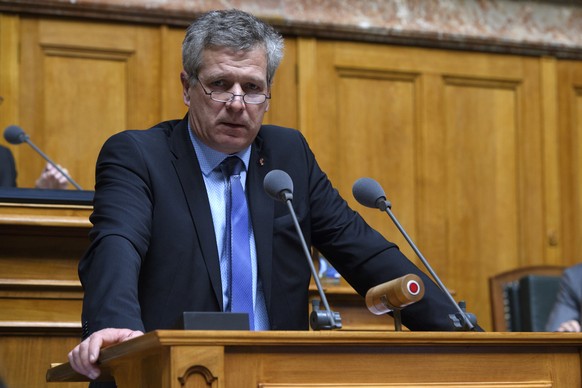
[365,273,425,315]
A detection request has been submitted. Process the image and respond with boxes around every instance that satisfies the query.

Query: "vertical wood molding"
[296,37,317,139]
[540,56,562,263]
[0,14,19,141]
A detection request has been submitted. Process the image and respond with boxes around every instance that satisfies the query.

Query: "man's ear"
[180,70,191,106]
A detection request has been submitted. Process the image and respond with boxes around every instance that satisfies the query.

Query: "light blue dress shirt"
[188,127,269,330]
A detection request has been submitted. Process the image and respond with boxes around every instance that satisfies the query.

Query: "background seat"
[489,265,565,331]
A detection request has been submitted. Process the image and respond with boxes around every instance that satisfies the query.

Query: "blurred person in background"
[545,263,582,332]
[1,95,69,189]
[0,144,69,189]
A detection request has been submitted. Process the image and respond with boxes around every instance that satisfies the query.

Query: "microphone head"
[263,169,294,202]
[4,125,28,145]
[352,177,387,210]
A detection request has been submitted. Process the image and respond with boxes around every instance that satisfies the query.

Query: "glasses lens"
[208,91,267,104]
[210,92,233,103]
[244,94,266,104]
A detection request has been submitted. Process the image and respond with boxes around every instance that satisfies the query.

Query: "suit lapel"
[169,119,224,311]
[248,132,274,310]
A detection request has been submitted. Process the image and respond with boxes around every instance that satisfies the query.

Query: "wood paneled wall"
[0,13,581,335]
[298,40,581,331]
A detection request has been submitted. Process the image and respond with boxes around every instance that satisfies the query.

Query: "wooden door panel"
[559,60,582,263]
[43,54,127,190]
[17,18,161,189]
[333,69,420,260]
[442,79,521,319]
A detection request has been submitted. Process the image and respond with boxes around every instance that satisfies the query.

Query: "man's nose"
[227,86,246,110]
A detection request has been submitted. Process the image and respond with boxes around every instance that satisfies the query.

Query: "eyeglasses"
[198,82,270,105]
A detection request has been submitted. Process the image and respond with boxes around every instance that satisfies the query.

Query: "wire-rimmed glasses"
[198,82,270,105]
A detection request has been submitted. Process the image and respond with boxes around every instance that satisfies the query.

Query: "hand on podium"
[68,328,143,380]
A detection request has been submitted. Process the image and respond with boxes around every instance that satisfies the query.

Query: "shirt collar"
[187,123,251,176]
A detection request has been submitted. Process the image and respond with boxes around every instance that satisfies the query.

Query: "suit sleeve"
[545,267,581,331]
[79,132,153,337]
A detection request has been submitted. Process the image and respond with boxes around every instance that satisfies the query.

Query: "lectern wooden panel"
[0,191,90,387]
[47,331,582,387]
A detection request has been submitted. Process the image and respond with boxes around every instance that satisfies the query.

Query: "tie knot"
[220,156,243,177]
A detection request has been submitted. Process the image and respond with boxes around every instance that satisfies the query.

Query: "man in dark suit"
[68,9,474,382]
[546,263,582,332]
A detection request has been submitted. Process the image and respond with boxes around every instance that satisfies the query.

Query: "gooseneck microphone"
[264,169,342,330]
[4,125,83,190]
[352,177,476,331]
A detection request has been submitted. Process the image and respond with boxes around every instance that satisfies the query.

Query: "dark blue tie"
[221,156,254,330]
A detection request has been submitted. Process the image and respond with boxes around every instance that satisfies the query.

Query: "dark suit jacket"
[0,145,17,187]
[79,117,462,336]
[545,264,582,331]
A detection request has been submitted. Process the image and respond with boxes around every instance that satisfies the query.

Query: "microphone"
[263,170,342,330]
[352,177,476,331]
[4,125,83,190]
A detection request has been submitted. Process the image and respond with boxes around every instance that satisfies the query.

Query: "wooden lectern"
[47,330,582,387]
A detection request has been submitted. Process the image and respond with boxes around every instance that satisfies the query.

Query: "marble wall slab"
[0,0,581,58]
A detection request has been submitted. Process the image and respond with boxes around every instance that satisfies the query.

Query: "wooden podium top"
[99,329,582,347]
[47,330,582,385]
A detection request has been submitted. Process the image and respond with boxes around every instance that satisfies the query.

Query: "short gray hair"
[182,9,284,87]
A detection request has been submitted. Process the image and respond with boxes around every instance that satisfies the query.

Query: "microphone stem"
[284,199,337,328]
[24,139,83,191]
[384,206,475,331]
